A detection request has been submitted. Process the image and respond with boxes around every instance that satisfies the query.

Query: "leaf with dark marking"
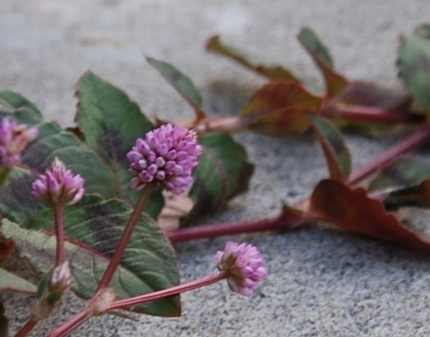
[0,91,42,117]
[298,28,349,98]
[0,167,44,228]
[75,71,163,216]
[369,157,430,192]
[239,81,322,135]
[310,179,430,251]
[310,114,351,180]
[206,35,299,81]
[2,195,181,316]
[147,57,207,119]
[0,268,37,294]
[184,133,254,224]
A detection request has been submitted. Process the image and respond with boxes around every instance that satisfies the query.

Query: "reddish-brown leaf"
[239,80,323,135]
[310,179,430,251]
[0,237,15,261]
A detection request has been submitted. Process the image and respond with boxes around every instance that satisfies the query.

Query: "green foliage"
[3,193,181,316]
[298,27,349,98]
[369,157,430,191]
[0,268,37,293]
[185,132,254,224]
[147,57,206,117]
[310,114,351,180]
[398,28,430,110]
[75,72,163,216]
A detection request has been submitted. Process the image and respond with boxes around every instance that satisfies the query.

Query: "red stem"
[46,309,90,337]
[168,125,430,243]
[55,206,65,266]
[348,125,430,185]
[167,209,315,243]
[14,319,37,337]
[109,272,226,310]
[320,105,424,124]
[96,184,155,292]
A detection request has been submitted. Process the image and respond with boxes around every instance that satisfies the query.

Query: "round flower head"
[32,158,85,207]
[0,117,39,167]
[127,124,202,195]
[214,241,268,297]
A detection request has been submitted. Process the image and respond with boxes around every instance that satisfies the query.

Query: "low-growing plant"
[1,23,430,336]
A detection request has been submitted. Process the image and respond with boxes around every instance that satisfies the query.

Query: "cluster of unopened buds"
[3,118,267,337]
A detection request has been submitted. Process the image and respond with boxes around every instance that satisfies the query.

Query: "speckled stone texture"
[1,1,430,336]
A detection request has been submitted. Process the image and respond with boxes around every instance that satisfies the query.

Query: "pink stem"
[320,105,423,124]
[46,309,90,337]
[109,272,226,310]
[96,184,155,292]
[14,320,37,337]
[55,206,65,266]
[348,125,430,185]
[167,209,315,243]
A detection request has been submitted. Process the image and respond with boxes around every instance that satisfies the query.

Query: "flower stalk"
[95,184,155,292]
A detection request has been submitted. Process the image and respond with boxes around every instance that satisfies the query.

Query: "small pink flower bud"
[127,124,202,195]
[32,158,85,207]
[50,261,72,294]
[0,117,39,167]
[214,241,268,297]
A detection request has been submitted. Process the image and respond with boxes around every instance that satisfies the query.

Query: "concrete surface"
[1,0,430,336]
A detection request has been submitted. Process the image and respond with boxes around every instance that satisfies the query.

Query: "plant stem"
[167,208,314,243]
[320,105,424,124]
[109,272,226,310]
[96,184,155,292]
[46,309,90,337]
[54,206,65,266]
[348,125,430,185]
[14,319,37,337]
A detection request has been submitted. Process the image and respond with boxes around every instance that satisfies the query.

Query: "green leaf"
[0,91,42,117]
[369,157,430,192]
[75,71,163,217]
[2,195,181,316]
[147,57,206,118]
[0,302,7,337]
[310,114,351,180]
[0,167,43,227]
[398,33,430,109]
[185,133,254,224]
[298,28,349,98]
[383,178,430,211]
[0,268,37,293]
[0,110,116,227]
[206,35,299,81]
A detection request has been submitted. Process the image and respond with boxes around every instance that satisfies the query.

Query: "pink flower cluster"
[32,158,85,207]
[127,124,202,195]
[0,117,39,167]
[214,241,268,297]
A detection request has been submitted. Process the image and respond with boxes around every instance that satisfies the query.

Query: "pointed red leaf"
[310,179,430,251]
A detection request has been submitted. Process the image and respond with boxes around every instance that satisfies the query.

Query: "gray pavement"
[1,1,430,336]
